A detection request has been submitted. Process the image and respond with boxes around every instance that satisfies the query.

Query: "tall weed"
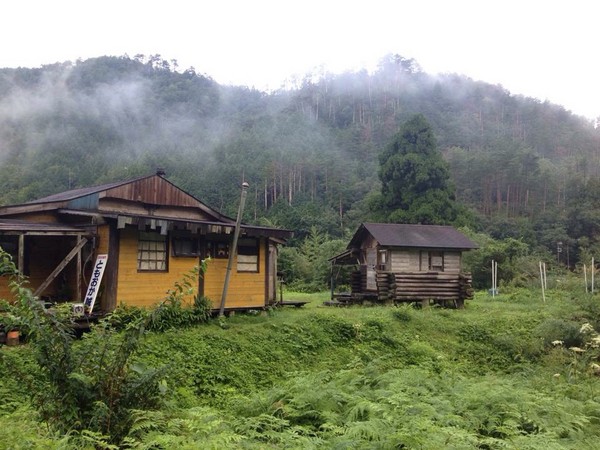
[0,249,207,446]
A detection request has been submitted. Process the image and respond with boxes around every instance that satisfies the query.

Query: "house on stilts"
[329,223,478,307]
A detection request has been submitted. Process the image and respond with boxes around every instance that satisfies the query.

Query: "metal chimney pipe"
[219,181,250,316]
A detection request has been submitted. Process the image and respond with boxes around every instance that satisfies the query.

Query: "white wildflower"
[580,323,595,334]
[590,336,600,348]
[551,340,564,346]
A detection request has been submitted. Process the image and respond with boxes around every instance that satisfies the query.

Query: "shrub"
[103,264,213,333]
[536,318,584,348]
[145,263,211,332]
[0,248,210,446]
[0,270,165,445]
[108,303,149,331]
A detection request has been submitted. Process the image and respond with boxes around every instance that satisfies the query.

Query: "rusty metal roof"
[350,223,478,250]
[24,177,146,204]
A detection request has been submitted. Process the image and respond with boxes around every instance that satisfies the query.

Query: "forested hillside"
[1,54,599,281]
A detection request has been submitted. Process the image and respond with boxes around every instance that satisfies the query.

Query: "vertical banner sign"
[84,254,108,314]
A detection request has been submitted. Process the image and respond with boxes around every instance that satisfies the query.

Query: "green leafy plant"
[148,262,212,332]
[0,248,169,445]
[0,300,25,333]
[3,254,600,447]
[0,247,17,276]
[107,262,212,333]
[536,318,584,349]
[107,303,150,331]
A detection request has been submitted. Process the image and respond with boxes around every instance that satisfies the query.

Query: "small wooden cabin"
[0,172,292,313]
[330,223,478,307]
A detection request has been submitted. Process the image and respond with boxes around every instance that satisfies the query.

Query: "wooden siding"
[390,249,420,272]
[99,199,213,221]
[359,235,377,264]
[202,240,267,309]
[115,228,267,309]
[0,275,10,299]
[444,252,462,273]
[116,227,198,308]
[97,224,110,254]
[102,177,202,208]
[391,249,462,273]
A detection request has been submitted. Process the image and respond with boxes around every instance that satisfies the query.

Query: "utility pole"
[219,182,249,317]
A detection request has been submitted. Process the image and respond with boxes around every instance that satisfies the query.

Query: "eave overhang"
[58,209,293,241]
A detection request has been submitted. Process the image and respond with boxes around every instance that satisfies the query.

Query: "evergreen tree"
[373,114,464,224]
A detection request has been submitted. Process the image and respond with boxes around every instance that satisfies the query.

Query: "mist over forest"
[1,54,599,280]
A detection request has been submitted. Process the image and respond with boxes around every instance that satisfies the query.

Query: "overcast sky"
[2,0,598,120]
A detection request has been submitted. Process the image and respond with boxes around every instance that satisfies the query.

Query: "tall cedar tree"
[375,114,462,224]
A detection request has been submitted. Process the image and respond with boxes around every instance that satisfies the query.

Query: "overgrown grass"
[2,285,600,448]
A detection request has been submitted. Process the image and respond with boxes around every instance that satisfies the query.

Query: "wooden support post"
[76,235,82,302]
[18,234,24,274]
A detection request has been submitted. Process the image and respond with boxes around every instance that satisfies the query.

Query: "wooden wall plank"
[115,228,268,309]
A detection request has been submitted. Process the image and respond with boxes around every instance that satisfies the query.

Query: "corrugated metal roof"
[351,223,478,250]
[24,176,150,204]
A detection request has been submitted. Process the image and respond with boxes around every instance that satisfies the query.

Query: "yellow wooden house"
[0,172,292,313]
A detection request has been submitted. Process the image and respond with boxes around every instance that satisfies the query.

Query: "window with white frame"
[237,238,259,272]
[138,232,168,271]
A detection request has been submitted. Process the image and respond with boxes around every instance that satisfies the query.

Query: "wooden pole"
[219,182,249,317]
[584,264,588,293]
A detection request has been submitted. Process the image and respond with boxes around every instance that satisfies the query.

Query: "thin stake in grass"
[592,257,595,294]
[539,261,546,303]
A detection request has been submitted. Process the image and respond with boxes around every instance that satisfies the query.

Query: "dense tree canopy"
[1,53,600,283]
[373,114,466,224]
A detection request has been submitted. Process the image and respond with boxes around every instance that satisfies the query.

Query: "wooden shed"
[329,223,478,307]
[0,172,292,314]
